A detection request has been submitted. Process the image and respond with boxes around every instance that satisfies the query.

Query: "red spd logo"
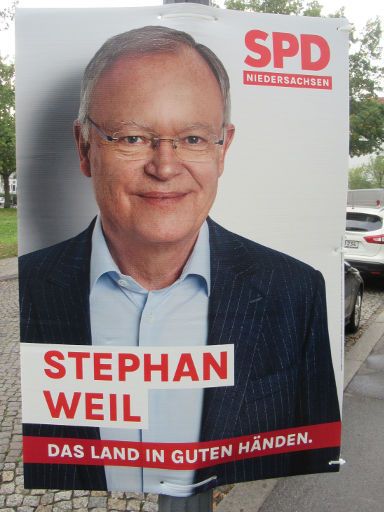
[244,30,332,90]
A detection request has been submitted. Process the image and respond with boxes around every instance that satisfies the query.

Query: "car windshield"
[346,212,383,232]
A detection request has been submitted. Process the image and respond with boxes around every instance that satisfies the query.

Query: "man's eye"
[184,135,204,145]
[121,135,147,145]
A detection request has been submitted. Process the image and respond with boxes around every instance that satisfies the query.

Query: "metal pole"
[158,490,213,511]
[157,1,214,509]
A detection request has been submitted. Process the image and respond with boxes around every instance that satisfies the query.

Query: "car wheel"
[347,288,362,333]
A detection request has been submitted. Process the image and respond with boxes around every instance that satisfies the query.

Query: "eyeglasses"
[86,116,225,162]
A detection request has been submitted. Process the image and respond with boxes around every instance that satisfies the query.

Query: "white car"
[345,206,384,276]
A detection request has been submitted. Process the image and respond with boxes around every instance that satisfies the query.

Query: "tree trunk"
[2,173,11,209]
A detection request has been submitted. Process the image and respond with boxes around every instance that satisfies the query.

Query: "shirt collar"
[90,215,120,291]
[90,216,210,295]
[180,220,210,296]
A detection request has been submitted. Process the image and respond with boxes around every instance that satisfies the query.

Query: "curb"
[0,257,18,281]
[0,273,18,282]
[216,308,384,512]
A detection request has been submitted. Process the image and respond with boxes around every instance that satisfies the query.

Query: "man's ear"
[218,123,235,176]
[73,121,91,177]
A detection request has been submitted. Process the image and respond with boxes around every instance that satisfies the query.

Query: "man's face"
[75,47,234,248]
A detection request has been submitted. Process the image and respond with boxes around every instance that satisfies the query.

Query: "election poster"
[17,3,348,494]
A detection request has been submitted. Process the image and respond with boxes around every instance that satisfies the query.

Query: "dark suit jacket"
[20,218,341,491]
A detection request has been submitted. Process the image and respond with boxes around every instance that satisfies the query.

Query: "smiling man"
[75,33,234,290]
[20,26,340,495]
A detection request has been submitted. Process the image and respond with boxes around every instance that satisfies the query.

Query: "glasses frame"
[86,116,225,159]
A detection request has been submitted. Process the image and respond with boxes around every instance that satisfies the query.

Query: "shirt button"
[118,279,128,288]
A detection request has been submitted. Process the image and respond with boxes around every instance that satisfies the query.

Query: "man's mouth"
[138,191,188,204]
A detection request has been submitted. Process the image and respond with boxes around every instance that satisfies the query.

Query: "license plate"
[345,240,359,249]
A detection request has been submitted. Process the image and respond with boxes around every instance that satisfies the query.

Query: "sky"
[0,0,383,58]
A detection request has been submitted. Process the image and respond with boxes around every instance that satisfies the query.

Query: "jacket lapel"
[200,219,275,441]
[31,221,95,345]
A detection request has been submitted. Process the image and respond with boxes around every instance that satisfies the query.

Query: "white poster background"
[16,4,349,401]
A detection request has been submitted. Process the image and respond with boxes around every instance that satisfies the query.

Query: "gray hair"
[78,25,231,140]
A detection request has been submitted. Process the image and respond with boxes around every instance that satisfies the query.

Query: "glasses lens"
[102,130,222,162]
[112,141,218,162]
[175,146,214,162]
[114,144,152,160]
[174,135,220,162]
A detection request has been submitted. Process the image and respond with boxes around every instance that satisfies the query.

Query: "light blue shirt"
[90,216,212,496]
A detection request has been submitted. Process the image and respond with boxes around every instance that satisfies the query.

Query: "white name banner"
[20,343,234,429]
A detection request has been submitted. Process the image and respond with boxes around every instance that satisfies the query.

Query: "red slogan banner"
[23,422,341,470]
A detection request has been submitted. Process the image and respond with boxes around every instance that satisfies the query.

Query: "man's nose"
[144,139,183,180]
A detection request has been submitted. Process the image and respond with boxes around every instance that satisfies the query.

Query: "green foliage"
[349,155,384,189]
[0,1,17,31]
[327,6,345,19]
[348,166,373,190]
[0,208,17,259]
[224,0,338,18]
[0,3,17,210]
[225,0,303,15]
[302,1,322,17]
[365,155,384,188]
[0,58,15,209]
[349,17,384,157]
[350,18,383,101]
[350,98,384,157]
